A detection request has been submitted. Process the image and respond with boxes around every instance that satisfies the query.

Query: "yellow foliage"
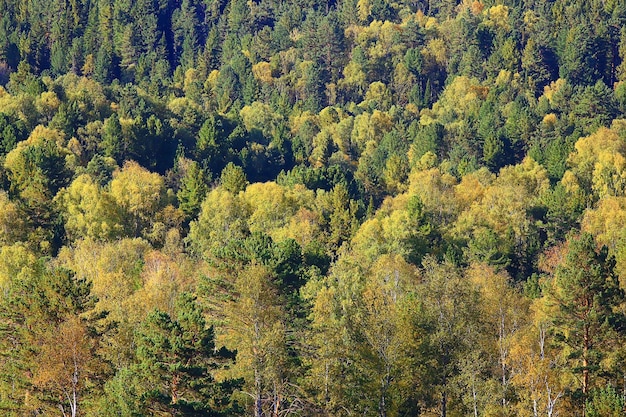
[408,167,458,224]
[541,78,567,104]
[357,0,371,22]
[570,127,625,164]
[406,102,419,114]
[4,125,69,204]
[21,124,66,147]
[128,250,193,319]
[350,110,393,152]
[341,60,367,88]
[82,54,95,76]
[0,243,37,288]
[542,113,558,127]
[370,109,394,131]
[57,74,108,116]
[583,196,626,250]
[454,168,494,211]
[0,191,26,245]
[58,237,151,324]
[33,316,96,412]
[167,96,200,117]
[592,151,626,198]
[424,17,438,30]
[351,209,413,264]
[423,38,447,67]
[566,126,626,197]
[485,5,510,31]
[361,21,402,59]
[243,182,299,235]
[109,161,165,220]
[252,61,273,83]
[273,207,322,247]
[219,264,287,393]
[240,101,282,137]
[206,69,220,90]
[560,170,581,194]
[188,187,249,257]
[57,174,124,241]
[37,91,61,115]
[318,106,341,128]
[453,158,548,244]
[431,76,483,123]
[509,301,571,417]
[455,183,525,238]
[471,1,484,15]
[290,111,319,135]
[497,157,550,198]
[184,68,201,90]
[362,81,392,110]
[412,151,438,170]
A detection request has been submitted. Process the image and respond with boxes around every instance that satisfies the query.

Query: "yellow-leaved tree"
[565,123,626,200]
[221,263,289,417]
[109,161,166,237]
[56,174,124,241]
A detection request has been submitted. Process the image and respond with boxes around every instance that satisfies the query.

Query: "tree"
[545,233,624,413]
[416,257,482,417]
[352,255,419,417]
[109,161,165,237]
[0,263,107,416]
[559,24,602,86]
[564,125,626,200]
[177,159,210,220]
[33,317,102,417]
[56,174,124,242]
[242,182,298,236]
[4,125,69,205]
[196,114,226,169]
[467,263,529,414]
[58,237,152,367]
[303,249,426,416]
[101,293,242,416]
[585,386,624,417]
[100,113,124,164]
[0,191,26,246]
[187,187,249,261]
[222,263,290,417]
[220,162,248,194]
[4,125,70,251]
[509,297,570,417]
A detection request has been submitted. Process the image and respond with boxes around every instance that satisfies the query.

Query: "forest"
[1,0,626,415]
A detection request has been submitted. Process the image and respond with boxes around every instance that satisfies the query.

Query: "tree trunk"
[500,308,507,410]
[379,370,390,417]
[273,382,281,417]
[255,368,263,417]
[71,350,79,417]
[472,379,478,417]
[582,323,590,417]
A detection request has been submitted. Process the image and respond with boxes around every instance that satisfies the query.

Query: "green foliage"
[586,386,625,417]
[1,0,626,415]
[177,159,210,219]
[100,293,242,416]
[546,232,625,409]
[0,262,106,415]
[220,162,248,194]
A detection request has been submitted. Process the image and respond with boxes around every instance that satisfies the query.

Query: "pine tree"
[101,293,242,416]
[546,233,625,413]
[178,160,210,219]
